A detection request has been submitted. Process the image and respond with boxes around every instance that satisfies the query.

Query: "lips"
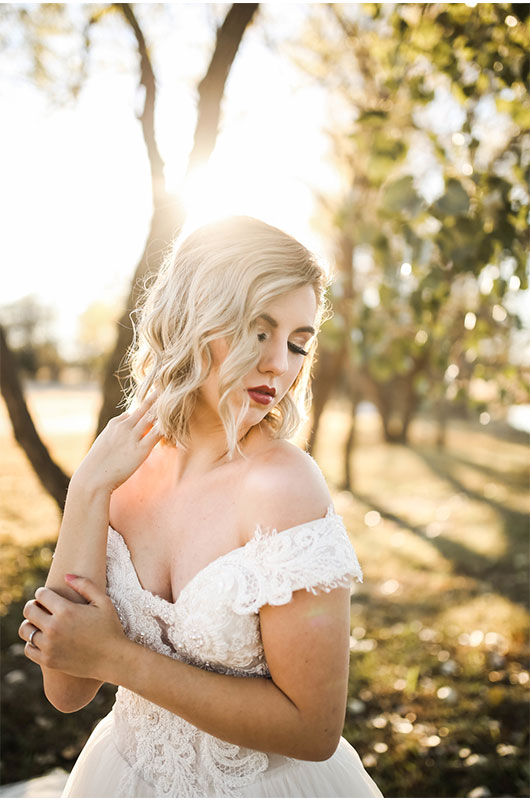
[248,385,276,397]
[247,385,276,405]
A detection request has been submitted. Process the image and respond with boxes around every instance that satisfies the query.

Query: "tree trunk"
[96,3,260,435]
[186,4,260,174]
[95,197,182,430]
[435,397,447,449]
[340,389,359,491]
[0,326,70,510]
[362,364,424,446]
[1,4,261,508]
[308,230,354,455]
[307,340,348,454]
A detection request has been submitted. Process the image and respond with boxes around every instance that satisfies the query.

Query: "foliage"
[0,296,64,379]
[293,3,530,442]
[76,301,122,377]
[0,3,125,106]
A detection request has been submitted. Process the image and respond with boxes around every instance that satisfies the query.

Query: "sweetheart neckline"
[108,503,337,607]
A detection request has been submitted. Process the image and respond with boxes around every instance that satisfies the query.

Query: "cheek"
[284,364,303,393]
[293,357,305,378]
[209,338,230,366]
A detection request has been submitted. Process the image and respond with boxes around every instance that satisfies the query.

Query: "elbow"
[299,730,341,762]
[43,679,97,714]
[45,690,88,714]
[311,739,341,763]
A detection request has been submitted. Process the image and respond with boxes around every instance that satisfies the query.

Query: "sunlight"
[181,163,241,233]
[173,113,329,257]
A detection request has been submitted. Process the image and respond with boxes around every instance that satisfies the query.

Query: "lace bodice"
[105,504,363,797]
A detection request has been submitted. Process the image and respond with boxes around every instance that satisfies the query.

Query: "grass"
[1,388,529,796]
[314,401,529,798]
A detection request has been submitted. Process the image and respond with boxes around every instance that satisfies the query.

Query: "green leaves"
[367,133,408,184]
[381,176,424,217]
[298,1,530,440]
[431,179,470,217]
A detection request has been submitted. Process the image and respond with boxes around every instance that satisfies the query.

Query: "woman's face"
[199,284,318,428]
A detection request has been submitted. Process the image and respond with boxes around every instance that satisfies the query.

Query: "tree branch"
[116,3,165,191]
[186,3,259,173]
[0,325,70,510]
[96,2,260,434]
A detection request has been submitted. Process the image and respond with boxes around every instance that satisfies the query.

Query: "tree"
[293,3,529,471]
[1,3,259,508]
[76,300,122,378]
[96,2,260,435]
[0,324,70,508]
[0,296,63,379]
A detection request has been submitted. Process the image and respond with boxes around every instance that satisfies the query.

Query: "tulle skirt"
[62,711,383,798]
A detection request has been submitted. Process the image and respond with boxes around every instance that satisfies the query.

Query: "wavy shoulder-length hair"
[127,215,331,459]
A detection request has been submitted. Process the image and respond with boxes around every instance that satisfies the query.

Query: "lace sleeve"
[231,505,363,615]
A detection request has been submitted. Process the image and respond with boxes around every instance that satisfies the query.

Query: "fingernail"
[65,574,78,581]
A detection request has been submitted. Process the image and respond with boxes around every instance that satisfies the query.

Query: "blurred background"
[0,3,528,797]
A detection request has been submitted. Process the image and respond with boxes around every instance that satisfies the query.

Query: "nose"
[258,339,289,377]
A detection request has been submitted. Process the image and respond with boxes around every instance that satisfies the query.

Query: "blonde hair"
[128,216,331,459]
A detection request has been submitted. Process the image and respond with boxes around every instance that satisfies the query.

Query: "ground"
[1,384,528,797]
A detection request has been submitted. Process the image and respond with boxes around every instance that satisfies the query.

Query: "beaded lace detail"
[105,505,363,797]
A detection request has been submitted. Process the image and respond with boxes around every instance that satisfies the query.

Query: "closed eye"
[257,332,309,357]
[288,342,309,356]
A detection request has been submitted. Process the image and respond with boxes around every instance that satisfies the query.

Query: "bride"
[19,216,383,798]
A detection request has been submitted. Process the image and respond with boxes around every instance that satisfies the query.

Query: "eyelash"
[257,332,309,357]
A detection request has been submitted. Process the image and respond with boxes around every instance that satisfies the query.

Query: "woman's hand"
[72,394,161,495]
[19,575,126,682]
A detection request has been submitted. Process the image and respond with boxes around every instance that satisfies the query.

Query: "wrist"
[69,469,113,501]
[104,637,142,687]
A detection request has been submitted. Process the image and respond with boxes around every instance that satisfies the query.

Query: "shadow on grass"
[411,445,528,536]
[443,452,529,493]
[348,441,528,610]
[1,491,528,797]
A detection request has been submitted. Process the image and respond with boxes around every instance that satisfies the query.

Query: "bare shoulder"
[239,439,332,542]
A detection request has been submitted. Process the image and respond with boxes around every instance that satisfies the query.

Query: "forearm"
[42,477,111,710]
[47,476,110,597]
[108,639,335,761]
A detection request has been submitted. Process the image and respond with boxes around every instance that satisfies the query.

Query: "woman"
[19,216,383,798]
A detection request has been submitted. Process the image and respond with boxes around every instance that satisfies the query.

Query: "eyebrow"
[257,313,315,336]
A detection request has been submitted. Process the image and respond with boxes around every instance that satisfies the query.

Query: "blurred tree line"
[0,296,119,381]
[1,3,528,508]
[296,3,529,468]
[0,296,63,380]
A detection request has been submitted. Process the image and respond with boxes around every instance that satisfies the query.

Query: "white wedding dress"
[62,504,383,798]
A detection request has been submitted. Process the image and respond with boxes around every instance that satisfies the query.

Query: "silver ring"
[28,627,38,647]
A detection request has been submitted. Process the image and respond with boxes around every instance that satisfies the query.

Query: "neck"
[165,411,261,484]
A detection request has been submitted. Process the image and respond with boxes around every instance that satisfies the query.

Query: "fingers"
[64,574,106,605]
[19,590,62,658]
[18,619,41,648]
[107,394,157,429]
[140,421,162,448]
[33,586,67,614]
[128,394,158,429]
[22,598,52,629]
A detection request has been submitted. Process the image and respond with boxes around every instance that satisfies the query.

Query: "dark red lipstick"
[247,385,276,405]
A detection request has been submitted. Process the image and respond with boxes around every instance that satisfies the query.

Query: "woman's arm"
[25,578,351,761]
[19,397,160,712]
[22,456,353,760]
[37,478,110,712]
[110,459,351,760]
[115,585,351,761]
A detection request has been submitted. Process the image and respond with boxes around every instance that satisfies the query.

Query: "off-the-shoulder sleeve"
[230,505,363,615]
